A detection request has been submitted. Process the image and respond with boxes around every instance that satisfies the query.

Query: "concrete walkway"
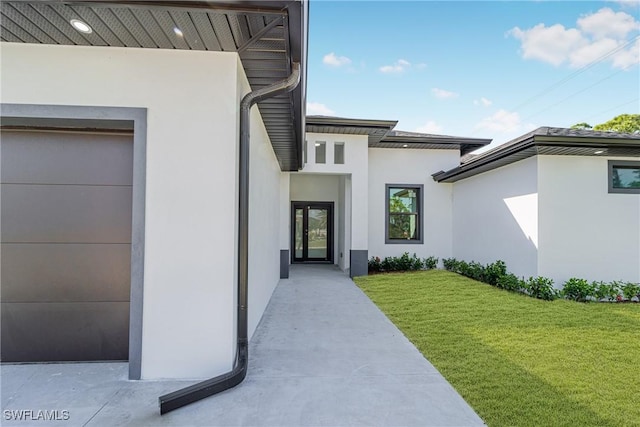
[1,265,484,426]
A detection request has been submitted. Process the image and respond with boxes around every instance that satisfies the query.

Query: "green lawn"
[354,270,640,427]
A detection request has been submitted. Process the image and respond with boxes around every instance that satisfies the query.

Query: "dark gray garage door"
[1,130,133,362]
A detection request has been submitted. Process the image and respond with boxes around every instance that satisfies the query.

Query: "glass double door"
[292,202,333,263]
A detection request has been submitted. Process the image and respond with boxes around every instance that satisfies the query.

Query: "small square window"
[315,142,326,164]
[303,140,308,164]
[334,143,345,164]
[608,160,640,194]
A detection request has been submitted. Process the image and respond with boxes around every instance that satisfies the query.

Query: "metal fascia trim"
[433,137,536,182]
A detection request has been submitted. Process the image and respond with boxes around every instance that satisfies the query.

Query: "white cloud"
[508,8,640,69]
[415,120,443,134]
[431,88,459,99]
[509,24,586,66]
[476,109,524,133]
[569,37,619,67]
[323,52,352,67]
[379,59,411,73]
[612,38,640,68]
[307,102,335,116]
[474,97,493,107]
[610,0,640,8]
[578,7,640,39]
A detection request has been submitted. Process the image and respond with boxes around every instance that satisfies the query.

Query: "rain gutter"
[158,61,301,415]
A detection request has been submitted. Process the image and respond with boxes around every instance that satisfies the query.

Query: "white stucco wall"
[538,155,640,284]
[238,59,282,341]
[338,176,347,270]
[368,148,459,261]
[452,156,539,278]
[0,43,259,380]
[279,173,291,250]
[303,133,368,251]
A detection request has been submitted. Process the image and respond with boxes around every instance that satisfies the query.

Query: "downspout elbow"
[159,62,301,415]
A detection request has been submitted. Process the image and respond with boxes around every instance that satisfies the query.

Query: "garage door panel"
[1,302,130,362]
[1,129,133,363]
[1,243,131,303]
[1,184,132,243]
[1,131,133,186]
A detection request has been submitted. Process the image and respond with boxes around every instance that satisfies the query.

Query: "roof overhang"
[0,0,307,171]
[305,116,491,153]
[433,127,640,183]
[373,133,491,155]
[306,115,397,144]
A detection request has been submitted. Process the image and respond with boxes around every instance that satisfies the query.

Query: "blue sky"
[306,0,640,149]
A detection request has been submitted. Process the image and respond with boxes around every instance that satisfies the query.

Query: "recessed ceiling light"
[594,150,604,154]
[173,27,184,37]
[403,144,408,148]
[315,143,321,147]
[70,19,92,34]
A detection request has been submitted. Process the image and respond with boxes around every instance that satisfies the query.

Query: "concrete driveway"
[1,265,484,426]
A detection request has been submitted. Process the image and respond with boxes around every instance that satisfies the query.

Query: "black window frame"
[385,184,424,244]
[608,160,640,194]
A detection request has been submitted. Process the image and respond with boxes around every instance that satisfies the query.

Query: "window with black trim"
[385,184,423,244]
[608,160,640,194]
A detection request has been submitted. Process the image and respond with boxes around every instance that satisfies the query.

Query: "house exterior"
[0,0,308,387]
[285,117,490,278]
[1,0,639,406]
[434,128,640,286]
[295,122,640,287]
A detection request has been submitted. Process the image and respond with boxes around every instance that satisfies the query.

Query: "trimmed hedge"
[442,257,640,303]
[368,253,439,273]
[370,255,639,303]
[442,258,557,301]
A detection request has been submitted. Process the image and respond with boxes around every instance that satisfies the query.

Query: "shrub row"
[443,258,558,300]
[443,257,640,303]
[368,252,438,273]
[563,278,640,302]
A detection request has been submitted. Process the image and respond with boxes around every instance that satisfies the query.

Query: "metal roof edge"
[433,128,640,183]
[306,115,398,130]
[381,134,492,146]
[284,0,307,171]
[433,135,537,183]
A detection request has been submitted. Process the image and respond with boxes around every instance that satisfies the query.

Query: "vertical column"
[279,172,291,278]
[349,138,368,277]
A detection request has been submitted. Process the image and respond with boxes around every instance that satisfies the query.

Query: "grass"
[354,270,640,427]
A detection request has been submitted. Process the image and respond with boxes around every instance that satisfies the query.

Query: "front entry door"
[292,202,333,263]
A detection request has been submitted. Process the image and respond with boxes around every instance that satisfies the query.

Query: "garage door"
[1,129,133,362]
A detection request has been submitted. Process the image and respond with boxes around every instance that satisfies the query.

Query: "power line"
[509,34,640,113]
[521,67,629,123]
[470,37,639,136]
[583,98,640,122]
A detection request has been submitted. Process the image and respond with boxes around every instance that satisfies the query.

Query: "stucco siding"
[452,156,539,279]
[239,59,283,341]
[538,155,640,284]
[1,42,241,380]
[368,148,458,261]
[303,133,368,251]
